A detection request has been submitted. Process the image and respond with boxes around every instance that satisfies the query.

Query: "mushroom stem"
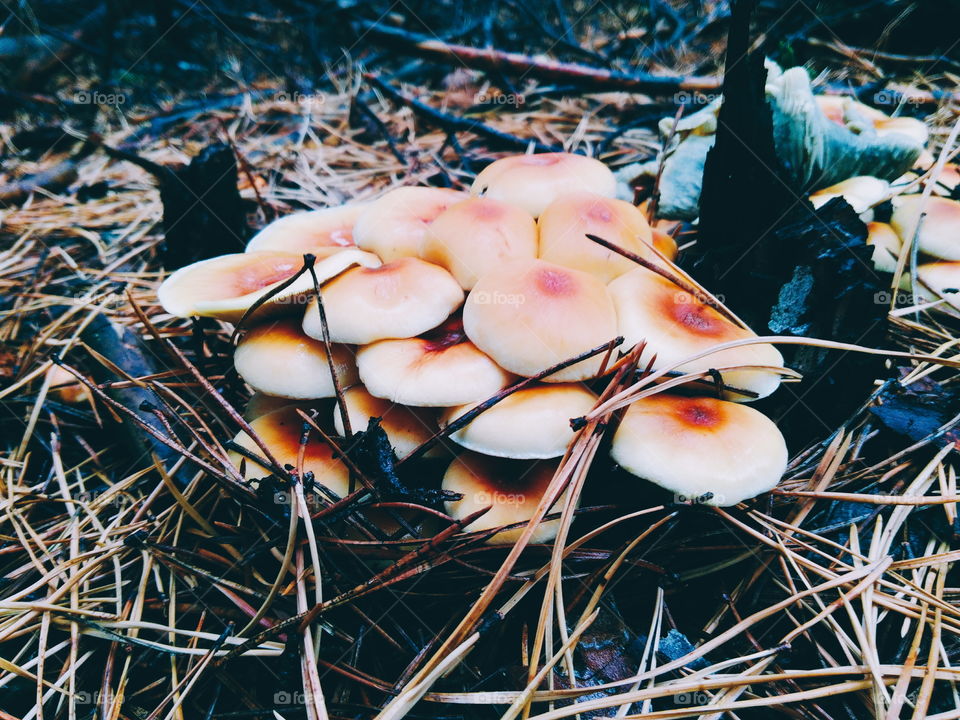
[584,233,742,326]
[306,257,352,437]
[398,336,623,465]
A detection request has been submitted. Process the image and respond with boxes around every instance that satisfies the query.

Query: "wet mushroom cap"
[332,385,440,460]
[463,259,618,382]
[891,196,960,261]
[302,257,464,344]
[356,325,514,407]
[650,227,680,261]
[157,248,380,322]
[866,221,903,274]
[470,152,617,217]
[607,267,784,399]
[245,204,367,254]
[243,392,312,421]
[874,116,929,146]
[47,365,91,405]
[421,197,538,289]
[352,187,468,262]
[537,191,655,282]
[440,383,596,460]
[235,318,358,399]
[442,452,566,544]
[228,405,350,496]
[610,393,788,506]
[809,176,889,215]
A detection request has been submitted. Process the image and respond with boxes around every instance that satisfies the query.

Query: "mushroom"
[235,318,358,398]
[609,393,788,506]
[356,319,513,407]
[229,405,349,495]
[243,392,306,421]
[891,196,960,261]
[537,191,656,282]
[47,365,91,405]
[421,197,538,289]
[442,452,567,544]
[809,176,890,216]
[332,385,440,460]
[463,259,618,382]
[607,267,784,399]
[866,221,903,274]
[301,257,464,344]
[352,187,468,262]
[440,383,596,459]
[914,262,960,311]
[874,116,929,146]
[651,227,680,261]
[157,248,380,322]
[245,203,367,254]
[470,152,617,217]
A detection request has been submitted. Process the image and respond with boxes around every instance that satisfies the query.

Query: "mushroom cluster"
[159,152,791,543]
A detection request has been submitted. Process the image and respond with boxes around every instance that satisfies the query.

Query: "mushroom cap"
[332,385,440,460]
[47,365,91,405]
[442,452,566,544]
[470,153,617,217]
[651,227,680,261]
[916,262,960,310]
[157,248,380,322]
[537,191,655,282]
[440,383,596,459]
[610,393,787,506]
[866,221,902,274]
[352,187,468,262]
[874,117,929,146]
[245,204,367,254]
[607,267,784,399]
[421,197,538,289]
[229,406,350,495]
[463,259,618,382]
[235,318,358,399]
[356,324,513,407]
[809,176,889,214]
[815,95,888,126]
[243,392,311,421]
[891,196,960,261]
[302,257,464,344]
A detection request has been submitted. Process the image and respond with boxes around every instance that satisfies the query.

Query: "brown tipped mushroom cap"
[891,196,960,261]
[815,95,888,126]
[157,248,380,322]
[235,318,358,399]
[243,392,310,421]
[352,187,468,262]
[610,393,787,506]
[463,259,618,382]
[470,153,617,217]
[874,116,929,146]
[866,221,903,274]
[442,452,567,544]
[229,406,349,495]
[651,228,680,261]
[537,192,655,282]
[245,204,367,254]
[608,267,784,399]
[332,385,439,460]
[809,176,889,214]
[356,322,513,406]
[302,257,464,344]
[421,197,538,289]
[440,383,596,459]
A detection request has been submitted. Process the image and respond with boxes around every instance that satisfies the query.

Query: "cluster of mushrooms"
[159,152,793,544]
